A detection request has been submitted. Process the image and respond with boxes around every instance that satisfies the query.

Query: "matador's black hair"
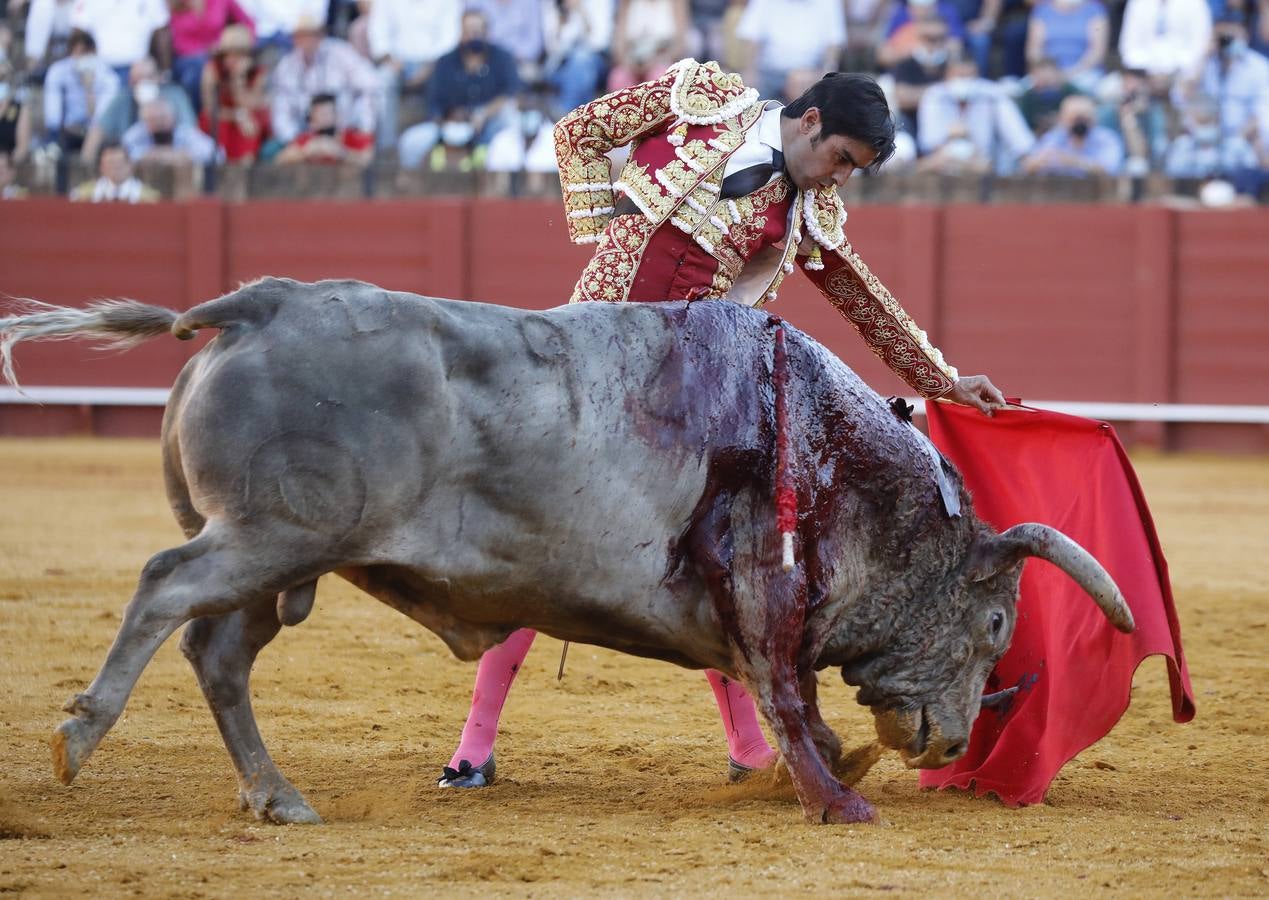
[783,72,897,171]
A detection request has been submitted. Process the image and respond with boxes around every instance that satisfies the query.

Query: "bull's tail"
[0,298,192,389]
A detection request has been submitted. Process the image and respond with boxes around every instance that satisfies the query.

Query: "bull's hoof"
[817,790,879,825]
[438,754,495,789]
[51,717,95,785]
[240,784,323,825]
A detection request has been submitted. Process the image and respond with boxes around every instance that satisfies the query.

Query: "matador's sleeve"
[553,68,681,244]
[796,189,959,398]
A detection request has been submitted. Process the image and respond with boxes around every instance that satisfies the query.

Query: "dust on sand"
[0,440,1265,897]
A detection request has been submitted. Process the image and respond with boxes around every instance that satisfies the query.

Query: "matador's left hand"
[944,375,1007,416]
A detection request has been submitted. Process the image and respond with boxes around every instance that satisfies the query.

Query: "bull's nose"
[941,740,966,762]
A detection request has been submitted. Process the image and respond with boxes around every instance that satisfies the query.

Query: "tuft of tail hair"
[0,298,182,390]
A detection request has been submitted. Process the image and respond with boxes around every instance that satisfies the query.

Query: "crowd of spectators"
[0,0,1265,202]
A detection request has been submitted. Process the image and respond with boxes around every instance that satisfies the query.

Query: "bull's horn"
[995,523,1135,633]
[979,686,1019,709]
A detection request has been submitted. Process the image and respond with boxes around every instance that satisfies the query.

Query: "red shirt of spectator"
[276,94,375,167]
[198,25,270,162]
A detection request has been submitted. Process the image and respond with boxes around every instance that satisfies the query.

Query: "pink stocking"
[448,628,538,768]
[705,669,777,769]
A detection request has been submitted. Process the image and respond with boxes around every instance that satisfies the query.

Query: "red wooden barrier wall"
[2,198,1267,448]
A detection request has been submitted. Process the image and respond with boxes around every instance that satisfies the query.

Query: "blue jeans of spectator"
[548,49,605,118]
[377,60,429,151]
[397,104,518,169]
[174,53,208,113]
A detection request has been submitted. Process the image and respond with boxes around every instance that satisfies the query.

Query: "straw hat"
[215,24,254,55]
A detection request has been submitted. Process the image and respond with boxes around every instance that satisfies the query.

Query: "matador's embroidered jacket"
[555,59,959,398]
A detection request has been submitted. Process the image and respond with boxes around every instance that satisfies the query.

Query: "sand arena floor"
[0,439,1265,897]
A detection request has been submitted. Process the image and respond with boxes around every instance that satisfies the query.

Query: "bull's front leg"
[697,498,875,824]
[744,657,877,824]
[799,669,843,771]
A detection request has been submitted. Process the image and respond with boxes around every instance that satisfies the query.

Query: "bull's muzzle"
[873,707,969,769]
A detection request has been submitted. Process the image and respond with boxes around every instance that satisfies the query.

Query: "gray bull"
[0,278,1133,825]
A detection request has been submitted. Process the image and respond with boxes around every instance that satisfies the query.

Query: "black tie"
[720,148,786,199]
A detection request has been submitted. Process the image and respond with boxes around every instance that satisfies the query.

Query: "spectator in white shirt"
[916,58,1035,173]
[69,0,172,79]
[24,0,79,74]
[1174,13,1269,149]
[367,0,463,149]
[42,29,119,153]
[270,15,378,145]
[542,0,614,115]
[121,96,216,165]
[737,0,847,101]
[1118,0,1212,82]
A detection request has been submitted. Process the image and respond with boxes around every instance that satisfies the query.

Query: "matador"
[437,60,1006,789]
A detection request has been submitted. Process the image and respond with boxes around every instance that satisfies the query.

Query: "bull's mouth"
[898,708,932,766]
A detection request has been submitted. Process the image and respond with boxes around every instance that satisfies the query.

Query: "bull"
[0,279,1132,825]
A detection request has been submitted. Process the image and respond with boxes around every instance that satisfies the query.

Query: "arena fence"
[3,198,1267,451]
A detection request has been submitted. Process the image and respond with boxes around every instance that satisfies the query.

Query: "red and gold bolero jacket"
[554,59,959,398]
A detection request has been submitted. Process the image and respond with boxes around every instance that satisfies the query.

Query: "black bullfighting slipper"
[437,754,496,788]
[727,757,760,784]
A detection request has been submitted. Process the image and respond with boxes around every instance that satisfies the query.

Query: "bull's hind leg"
[181,602,321,824]
[52,527,322,787]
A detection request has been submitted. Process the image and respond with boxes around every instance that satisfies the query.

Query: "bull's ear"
[965,534,1026,584]
[975,524,1135,633]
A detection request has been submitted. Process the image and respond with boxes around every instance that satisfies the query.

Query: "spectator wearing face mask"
[916,57,1035,173]
[81,55,196,163]
[1174,12,1269,152]
[1015,56,1079,135]
[70,141,161,201]
[121,96,217,165]
[1024,0,1108,91]
[469,0,546,80]
[396,9,522,169]
[1021,92,1123,175]
[878,0,966,70]
[485,94,559,173]
[890,15,953,139]
[1164,95,1261,191]
[367,0,463,151]
[42,29,120,154]
[275,92,374,166]
[1217,0,1269,57]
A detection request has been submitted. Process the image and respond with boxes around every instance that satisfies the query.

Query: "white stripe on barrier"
[0,386,1267,424]
[908,399,1269,424]
[0,386,172,406]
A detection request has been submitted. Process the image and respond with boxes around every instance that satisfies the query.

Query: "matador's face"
[782,107,879,192]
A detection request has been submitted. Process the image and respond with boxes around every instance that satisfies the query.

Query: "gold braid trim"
[554,60,753,245]
[803,244,959,398]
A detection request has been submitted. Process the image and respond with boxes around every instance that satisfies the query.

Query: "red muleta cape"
[919,401,1195,806]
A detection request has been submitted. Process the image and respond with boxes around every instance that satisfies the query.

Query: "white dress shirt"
[70,0,170,68]
[1118,0,1212,77]
[723,102,784,180]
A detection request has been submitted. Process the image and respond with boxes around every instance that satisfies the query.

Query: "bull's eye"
[990,610,1005,637]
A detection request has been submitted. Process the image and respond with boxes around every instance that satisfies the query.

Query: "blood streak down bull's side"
[0,278,1133,826]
